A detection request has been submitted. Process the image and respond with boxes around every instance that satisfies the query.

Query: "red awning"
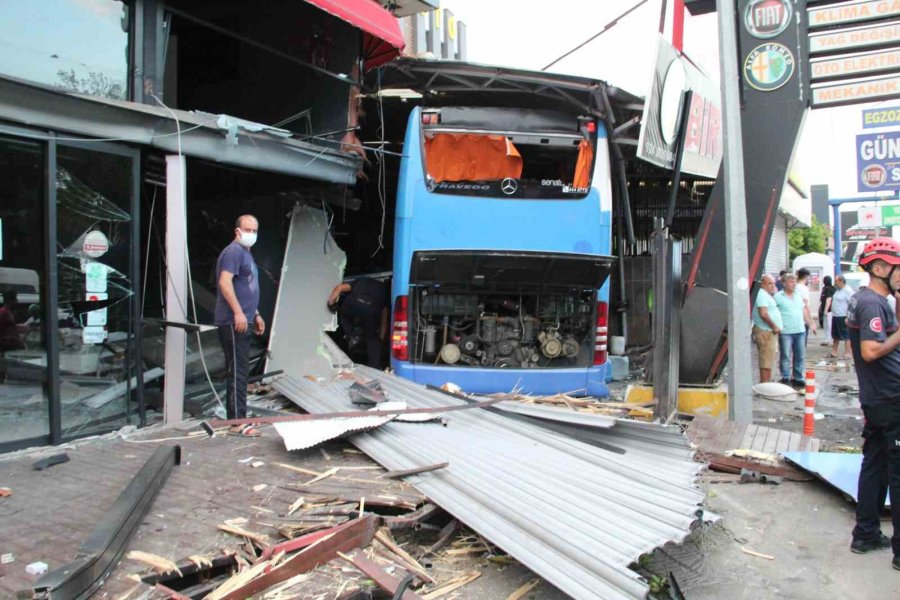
[304,0,405,70]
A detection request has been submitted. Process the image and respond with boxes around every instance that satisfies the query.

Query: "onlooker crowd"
[751,268,844,389]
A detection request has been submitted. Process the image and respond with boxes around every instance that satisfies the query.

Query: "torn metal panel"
[33,445,181,600]
[274,368,705,600]
[266,205,346,378]
[783,452,887,506]
[493,401,616,428]
[273,414,395,451]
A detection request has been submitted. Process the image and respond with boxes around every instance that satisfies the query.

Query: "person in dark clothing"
[776,270,788,291]
[846,237,900,567]
[328,277,389,369]
[819,275,836,332]
[215,215,264,433]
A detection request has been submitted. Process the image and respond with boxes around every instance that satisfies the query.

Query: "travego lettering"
[435,182,491,191]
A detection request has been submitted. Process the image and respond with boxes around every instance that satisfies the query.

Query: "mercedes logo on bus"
[501,178,518,195]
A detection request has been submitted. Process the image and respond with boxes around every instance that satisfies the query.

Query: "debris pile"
[270,365,705,600]
[121,463,509,599]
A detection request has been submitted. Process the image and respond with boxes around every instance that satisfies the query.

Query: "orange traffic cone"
[803,370,816,436]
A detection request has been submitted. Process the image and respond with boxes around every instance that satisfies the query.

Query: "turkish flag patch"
[870,317,884,333]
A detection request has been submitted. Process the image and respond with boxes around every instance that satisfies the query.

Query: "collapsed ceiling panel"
[266,205,346,378]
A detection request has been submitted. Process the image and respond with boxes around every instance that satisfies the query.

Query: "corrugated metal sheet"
[272,415,394,451]
[766,215,789,274]
[493,401,617,428]
[273,367,704,600]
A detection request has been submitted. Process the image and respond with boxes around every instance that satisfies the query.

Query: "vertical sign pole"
[164,155,187,424]
[717,0,753,424]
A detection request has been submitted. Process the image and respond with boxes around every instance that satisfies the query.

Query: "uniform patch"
[870,317,883,333]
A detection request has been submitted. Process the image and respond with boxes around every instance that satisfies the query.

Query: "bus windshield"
[420,107,597,199]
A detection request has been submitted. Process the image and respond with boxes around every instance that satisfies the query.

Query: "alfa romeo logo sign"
[744,0,792,39]
[743,43,795,91]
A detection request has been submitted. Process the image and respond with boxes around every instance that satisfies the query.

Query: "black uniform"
[847,287,900,554]
[338,278,389,369]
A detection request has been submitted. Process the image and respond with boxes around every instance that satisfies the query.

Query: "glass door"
[0,136,50,449]
[55,142,138,439]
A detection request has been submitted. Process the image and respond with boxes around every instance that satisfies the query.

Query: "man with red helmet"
[847,237,900,566]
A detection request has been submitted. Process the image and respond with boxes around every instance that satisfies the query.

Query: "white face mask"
[237,230,257,248]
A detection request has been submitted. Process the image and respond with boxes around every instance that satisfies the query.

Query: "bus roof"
[371,58,643,118]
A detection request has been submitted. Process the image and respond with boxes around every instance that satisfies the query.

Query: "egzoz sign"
[856,130,900,191]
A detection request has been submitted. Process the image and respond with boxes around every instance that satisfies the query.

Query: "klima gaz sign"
[856,131,900,192]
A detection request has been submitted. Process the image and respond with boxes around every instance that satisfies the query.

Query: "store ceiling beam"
[0,75,361,185]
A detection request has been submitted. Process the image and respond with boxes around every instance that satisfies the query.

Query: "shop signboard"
[863,105,900,128]
[856,130,900,192]
[813,74,900,106]
[808,0,900,29]
[636,36,723,178]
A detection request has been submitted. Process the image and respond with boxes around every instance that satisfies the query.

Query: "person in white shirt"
[796,268,817,343]
[828,275,854,359]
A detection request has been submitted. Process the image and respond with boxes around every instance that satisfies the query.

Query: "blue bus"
[389,98,616,397]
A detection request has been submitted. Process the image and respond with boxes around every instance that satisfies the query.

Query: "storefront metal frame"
[0,122,144,451]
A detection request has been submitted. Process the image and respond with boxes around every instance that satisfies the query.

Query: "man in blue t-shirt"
[774,274,815,388]
[215,214,264,427]
[846,238,900,567]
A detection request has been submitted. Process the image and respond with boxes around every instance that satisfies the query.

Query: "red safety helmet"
[859,237,900,267]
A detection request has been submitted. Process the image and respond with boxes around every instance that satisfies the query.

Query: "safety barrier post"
[803,370,816,436]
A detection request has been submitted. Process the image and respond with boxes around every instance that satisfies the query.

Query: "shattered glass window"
[55,145,136,438]
[0,0,130,100]
[0,136,50,446]
[423,131,596,199]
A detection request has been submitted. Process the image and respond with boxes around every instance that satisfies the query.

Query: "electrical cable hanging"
[151,95,225,411]
[541,0,650,71]
[371,68,387,257]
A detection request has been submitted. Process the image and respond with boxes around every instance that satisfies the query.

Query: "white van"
[0,267,40,306]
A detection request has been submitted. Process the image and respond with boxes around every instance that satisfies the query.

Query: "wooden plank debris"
[125,551,182,576]
[217,524,270,547]
[506,579,541,600]
[741,547,775,561]
[338,550,424,600]
[382,462,449,480]
[687,415,820,455]
[211,514,380,600]
[421,571,481,600]
[375,528,436,584]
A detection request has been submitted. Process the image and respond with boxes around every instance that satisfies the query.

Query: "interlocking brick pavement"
[0,423,404,598]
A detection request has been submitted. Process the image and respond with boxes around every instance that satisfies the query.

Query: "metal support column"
[652,220,682,421]
[717,0,753,423]
[832,203,842,276]
[163,155,187,424]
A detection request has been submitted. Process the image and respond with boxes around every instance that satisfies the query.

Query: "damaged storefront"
[0,0,406,451]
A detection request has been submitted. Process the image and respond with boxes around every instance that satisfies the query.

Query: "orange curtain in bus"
[424,133,523,183]
[573,138,593,189]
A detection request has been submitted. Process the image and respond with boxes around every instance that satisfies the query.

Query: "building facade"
[0,0,405,451]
